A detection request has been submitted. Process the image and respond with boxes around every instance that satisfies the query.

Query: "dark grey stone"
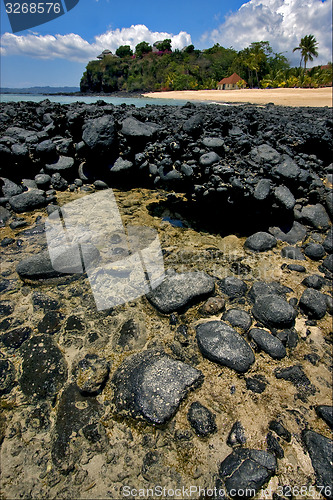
[37,311,62,334]
[269,221,307,244]
[227,421,247,447]
[273,156,300,180]
[249,328,286,359]
[19,335,67,400]
[45,155,74,173]
[51,172,68,190]
[202,137,224,150]
[268,420,291,442]
[0,359,15,396]
[122,116,159,138]
[274,365,315,396]
[1,177,23,197]
[82,115,116,154]
[323,229,333,254]
[199,151,220,166]
[218,448,277,499]
[222,308,252,331]
[217,277,247,299]
[246,375,267,394]
[0,206,11,223]
[252,295,296,328]
[250,144,280,164]
[35,139,57,161]
[9,189,46,213]
[303,430,333,500]
[73,354,109,394]
[187,401,217,437]
[287,264,306,272]
[111,157,134,173]
[182,114,203,135]
[302,274,324,290]
[146,271,215,314]
[316,406,333,430]
[17,244,99,280]
[274,185,295,210]
[322,254,333,273]
[0,301,14,316]
[1,237,15,247]
[300,204,330,231]
[32,292,60,311]
[281,246,305,260]
[266,432,284,458]
[52,383,101,471]
[299,288,327,319]
[254,179,270,201]
[245,232,277,252]
[111,350,203,424]
[248,281,292,304]
[196,320,255,373]
[1,326,31,348]
[304,243,326,261]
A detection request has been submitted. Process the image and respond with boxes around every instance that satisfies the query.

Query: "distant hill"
[0,86,80,94]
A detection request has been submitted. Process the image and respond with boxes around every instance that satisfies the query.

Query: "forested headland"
[80,39,332,93]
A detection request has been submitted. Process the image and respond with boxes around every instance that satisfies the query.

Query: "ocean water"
[0,93,193,107]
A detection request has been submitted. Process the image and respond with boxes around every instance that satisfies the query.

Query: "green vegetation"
[293,34,319,70]
[80,37,332,93]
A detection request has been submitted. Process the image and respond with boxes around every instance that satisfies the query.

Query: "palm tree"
[293,35,319,70]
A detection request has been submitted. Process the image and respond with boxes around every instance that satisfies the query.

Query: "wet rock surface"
[0,100,332,499]
[218,448,277,498]
[147,270,215,313]
[111,350,203,424]
[19,335,67,399]
[196,320,255,372]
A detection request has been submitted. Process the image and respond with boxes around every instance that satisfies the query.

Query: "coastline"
[143,87,333,107]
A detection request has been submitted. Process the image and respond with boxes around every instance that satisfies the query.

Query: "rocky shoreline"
[0,100,332,499]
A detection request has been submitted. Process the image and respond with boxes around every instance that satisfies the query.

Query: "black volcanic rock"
[187,401,217,437]
[252,295,296,328]
[9,189,46,213]
[111,350,203,424]
[303,430,333,500]
[245,232,277,252]
[146,271,215,313]
[249,328,286,359]
[196,320,255,373]
[218,448,277,499]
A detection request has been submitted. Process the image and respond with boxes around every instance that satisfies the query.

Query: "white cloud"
[205,0,332,66]
[0,25,192,62]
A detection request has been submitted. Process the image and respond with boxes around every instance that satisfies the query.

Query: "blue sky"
[0,0,332,87]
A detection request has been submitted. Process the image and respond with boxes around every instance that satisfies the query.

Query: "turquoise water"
[0,93,194,107]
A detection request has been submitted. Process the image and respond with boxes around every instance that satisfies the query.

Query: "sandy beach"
[143,87,333,107]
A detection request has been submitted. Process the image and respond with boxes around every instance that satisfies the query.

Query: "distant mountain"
[0,86,80,94]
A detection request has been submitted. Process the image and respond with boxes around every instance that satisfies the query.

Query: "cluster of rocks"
[0,100,332,234]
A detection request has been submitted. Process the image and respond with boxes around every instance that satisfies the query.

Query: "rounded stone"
[245,232,277,252]
[252,295,296,328]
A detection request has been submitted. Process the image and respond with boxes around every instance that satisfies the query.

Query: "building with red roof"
[217,73,246,90]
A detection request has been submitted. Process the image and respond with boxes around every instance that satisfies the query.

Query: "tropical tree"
[135,41,152,58]
[116,45,133,58]
[293,35,319,70]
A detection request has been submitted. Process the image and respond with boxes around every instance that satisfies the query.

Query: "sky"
[0,0,332,88]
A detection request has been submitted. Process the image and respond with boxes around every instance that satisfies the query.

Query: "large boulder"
[9,189,46,213]
[245,232,277,252]
[82,115,116,156]
[110,350,203,424]
[303,430,333,500]
[300,204,331,231]
[121,116,159,139]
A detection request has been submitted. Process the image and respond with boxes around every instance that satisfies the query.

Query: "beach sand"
[143,87,332,107]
